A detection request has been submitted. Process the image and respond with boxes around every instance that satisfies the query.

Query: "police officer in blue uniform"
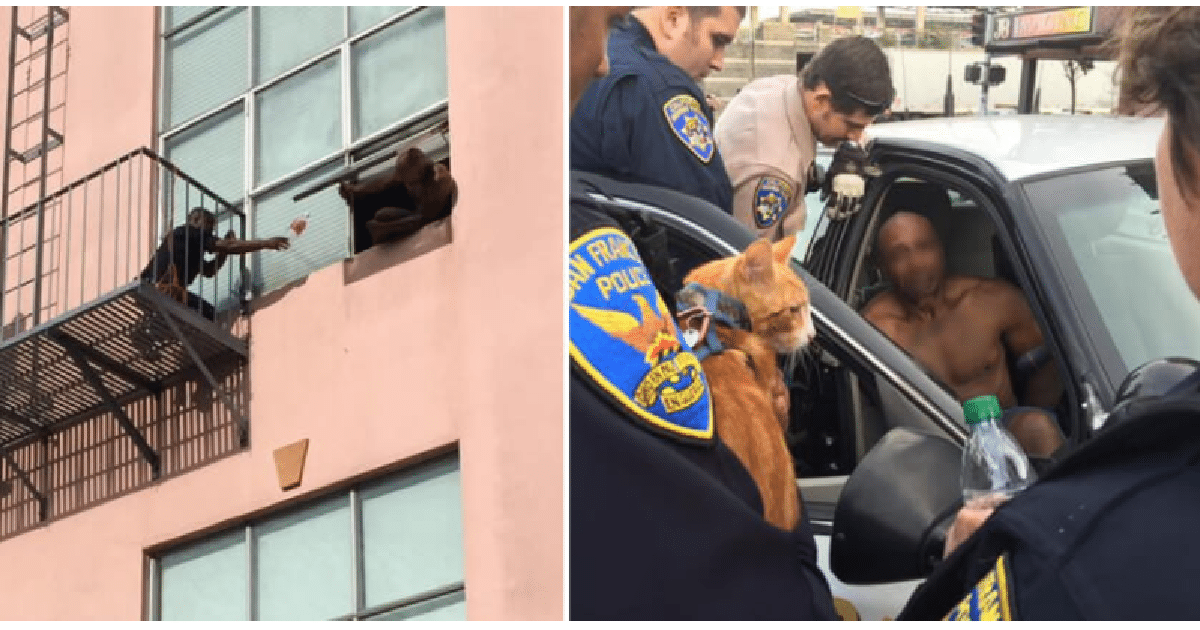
[570,6,742,212]
[568,7,836,620]
[900,7,1200,620]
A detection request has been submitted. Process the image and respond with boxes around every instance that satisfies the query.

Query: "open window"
[339,121,453,256]
[840,174,1072,458]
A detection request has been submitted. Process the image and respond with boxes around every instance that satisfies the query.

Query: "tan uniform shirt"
[714,75,816,241]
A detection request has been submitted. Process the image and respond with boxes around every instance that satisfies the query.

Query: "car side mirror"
[1104,357,1200,429]
[1114,357,1200,409]
[830,426,962,584]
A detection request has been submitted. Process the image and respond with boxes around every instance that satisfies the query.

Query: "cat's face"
[685,235,815,355]
[736,236,815,354]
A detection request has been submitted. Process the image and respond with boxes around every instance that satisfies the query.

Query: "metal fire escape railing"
[0,147,252,522]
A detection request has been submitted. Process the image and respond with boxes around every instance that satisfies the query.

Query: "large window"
[150,454,465,620]
[159,6,449,301]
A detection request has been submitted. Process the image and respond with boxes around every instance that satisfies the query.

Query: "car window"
[841,173,1075,443]
[577,174,965,478]
[1026,162,1200,382]
[792,150,834,262]
[662,217,961,478]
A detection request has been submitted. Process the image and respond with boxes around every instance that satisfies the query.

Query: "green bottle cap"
[962,395,1002,425]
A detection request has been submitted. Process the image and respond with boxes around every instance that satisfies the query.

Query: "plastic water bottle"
[961,395,1036,503]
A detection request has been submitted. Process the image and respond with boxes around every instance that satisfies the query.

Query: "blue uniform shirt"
[570,16,734,213]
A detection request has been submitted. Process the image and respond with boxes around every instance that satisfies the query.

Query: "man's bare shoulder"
[945,275,1019,301]
[861,290,905,325]
[949,276,1030,323]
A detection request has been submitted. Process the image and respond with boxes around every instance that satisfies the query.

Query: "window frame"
[155,6,450,287]
[146,452,466,621]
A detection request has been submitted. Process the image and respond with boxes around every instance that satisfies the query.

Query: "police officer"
[900,7,1200,620]
[570,6,743,212]
[715,36,894,239]
[568,7,836,620]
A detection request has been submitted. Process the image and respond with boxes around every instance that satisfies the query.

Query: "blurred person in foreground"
[900,7,1200,620]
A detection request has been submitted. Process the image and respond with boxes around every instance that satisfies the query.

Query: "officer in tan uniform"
[715,36,894,240]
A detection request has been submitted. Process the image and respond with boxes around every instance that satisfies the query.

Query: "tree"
[1063,59,1095,115]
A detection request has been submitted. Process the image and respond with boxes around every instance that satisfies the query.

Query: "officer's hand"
[943,495,1006,558]
[821,141,878,220]
[265,236,290,251]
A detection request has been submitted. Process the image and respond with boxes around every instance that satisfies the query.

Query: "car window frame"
[574,178,968,518]
[853,157,1089,445]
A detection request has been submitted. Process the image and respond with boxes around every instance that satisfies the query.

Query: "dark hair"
[1118,7,1200,200]
[687,6,747,21]
[188,207,217,223]
[802,36,894,117]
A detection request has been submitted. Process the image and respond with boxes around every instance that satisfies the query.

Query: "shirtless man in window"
[861,211,1066,458]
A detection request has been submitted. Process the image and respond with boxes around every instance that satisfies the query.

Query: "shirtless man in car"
[861,211,1066,458]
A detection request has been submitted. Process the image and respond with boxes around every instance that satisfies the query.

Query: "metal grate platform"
[0,282,248,478]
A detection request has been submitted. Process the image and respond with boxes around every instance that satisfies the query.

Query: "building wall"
[0,6,563,621]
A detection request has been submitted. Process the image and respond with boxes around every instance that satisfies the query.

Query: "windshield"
[1025,161,1200,382]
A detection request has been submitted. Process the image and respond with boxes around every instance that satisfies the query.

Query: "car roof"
[866,115,1164,182]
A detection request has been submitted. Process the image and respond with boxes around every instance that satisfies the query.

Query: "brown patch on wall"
[273,439,309,491]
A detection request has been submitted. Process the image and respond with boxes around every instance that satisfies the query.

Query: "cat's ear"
[772,235,797,264]
[740,239,776,286]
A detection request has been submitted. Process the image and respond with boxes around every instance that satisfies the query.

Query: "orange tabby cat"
[683,235,814,531]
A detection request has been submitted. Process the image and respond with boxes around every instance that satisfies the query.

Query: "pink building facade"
[0,6,563,621]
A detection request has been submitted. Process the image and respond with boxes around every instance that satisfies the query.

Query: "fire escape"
[0,7,249,526]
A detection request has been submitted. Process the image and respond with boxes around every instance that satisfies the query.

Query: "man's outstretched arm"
[212,234,290,255]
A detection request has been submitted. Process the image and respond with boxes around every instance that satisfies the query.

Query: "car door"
[572,171,968,618]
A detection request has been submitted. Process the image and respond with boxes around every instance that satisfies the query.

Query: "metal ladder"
[1,6,69,334]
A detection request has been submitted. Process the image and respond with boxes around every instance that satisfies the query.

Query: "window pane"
[256,54,341,186]
[361,456,464,608]
[352,8,447,141]
[164,7,248,129]
[159,529,248,621]
[252,162,349,296]
[254,6,345,84]
[166,6,211,31]
[255,494,354,620]
[367,589,466,621]
[165,104,245,206]
[350,6,409,36]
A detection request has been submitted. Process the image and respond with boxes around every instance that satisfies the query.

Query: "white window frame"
[156,6,450,276]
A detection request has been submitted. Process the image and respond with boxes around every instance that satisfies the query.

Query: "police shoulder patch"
[944,554,1017,621]
[662,94,715,164]
[753,176,794,229]
[569,227,714,444]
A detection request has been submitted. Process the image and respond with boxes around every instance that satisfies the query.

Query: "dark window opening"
[344,151,455,256]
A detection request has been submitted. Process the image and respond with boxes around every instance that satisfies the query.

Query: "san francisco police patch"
[753,177,794,229]
[944,554,1016,621]
[663,94,715,163]
[569,227,714,444]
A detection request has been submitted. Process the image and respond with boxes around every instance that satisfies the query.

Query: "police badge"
[663,94,715,163]
[944,554,1017,621]
[753,177,793,229]
[569,227,714,444]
